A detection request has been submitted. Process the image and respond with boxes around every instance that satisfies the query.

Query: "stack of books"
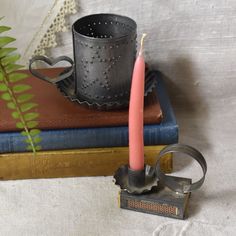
[0,68,178,180]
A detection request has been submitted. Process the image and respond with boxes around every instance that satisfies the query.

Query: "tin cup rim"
[72,13,137,42]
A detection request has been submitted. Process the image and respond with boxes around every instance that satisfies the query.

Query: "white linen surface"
[0,0,236,235]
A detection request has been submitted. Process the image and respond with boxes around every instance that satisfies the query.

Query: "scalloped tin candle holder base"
[113,164,158,194]
[56,69,157,110]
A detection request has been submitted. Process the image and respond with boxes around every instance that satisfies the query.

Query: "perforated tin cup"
[72,13,137,106]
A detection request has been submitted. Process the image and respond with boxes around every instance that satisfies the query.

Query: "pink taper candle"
[129,34,147,171]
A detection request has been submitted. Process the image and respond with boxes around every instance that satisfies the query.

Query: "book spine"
[0,146,172,180]
[0,124,178,153]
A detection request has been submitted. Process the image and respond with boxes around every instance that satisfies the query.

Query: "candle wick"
[139,33,147,56]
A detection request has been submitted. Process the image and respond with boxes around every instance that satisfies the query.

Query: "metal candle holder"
[114,164,158,194]
[29,13,144,110]
[113,144,207,219]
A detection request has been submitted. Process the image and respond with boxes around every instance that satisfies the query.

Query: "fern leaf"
[1,92,11,100]
[26,145,41,151]
[26,121,38,129]
[17,93,34,103]
[0,48,17,58]
[16,122,24,129]
[5,63,24,73]
[30,129,41,136]
[1,54,20,66]
[11,111,20,119]
[13,84,31,93]
[0,20,42,154]
[9,72,28,83]
[26,145,33,151]
[25,136,42,144]
[7,102,16,109]
[0,26,11,33]
[0,82,8,91]
[21,131,27,136]
[33,136,42,143]
[20,103,38,112]
[21,129,41,136]
[0,36,15,47]
[24,112,39,121]
[35,146,42,151]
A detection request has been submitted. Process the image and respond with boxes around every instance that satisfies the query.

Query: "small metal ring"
[29,56,74,84]
[156,144,207,193]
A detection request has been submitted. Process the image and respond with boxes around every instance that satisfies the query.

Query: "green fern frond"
[0,48,17,58]
[0,18,42,154]
[0,26,11,33]
[0,37,15,47]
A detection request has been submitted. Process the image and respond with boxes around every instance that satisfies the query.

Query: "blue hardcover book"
[0,71,178,153]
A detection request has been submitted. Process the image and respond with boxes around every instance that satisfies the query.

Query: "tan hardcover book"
[0,145,172,180]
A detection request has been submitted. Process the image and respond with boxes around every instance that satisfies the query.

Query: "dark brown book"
[0,68,162,132]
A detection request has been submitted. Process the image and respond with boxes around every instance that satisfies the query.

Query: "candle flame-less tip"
[139,33,147,56]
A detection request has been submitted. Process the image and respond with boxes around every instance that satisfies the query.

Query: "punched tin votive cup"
[72,13,137,106]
